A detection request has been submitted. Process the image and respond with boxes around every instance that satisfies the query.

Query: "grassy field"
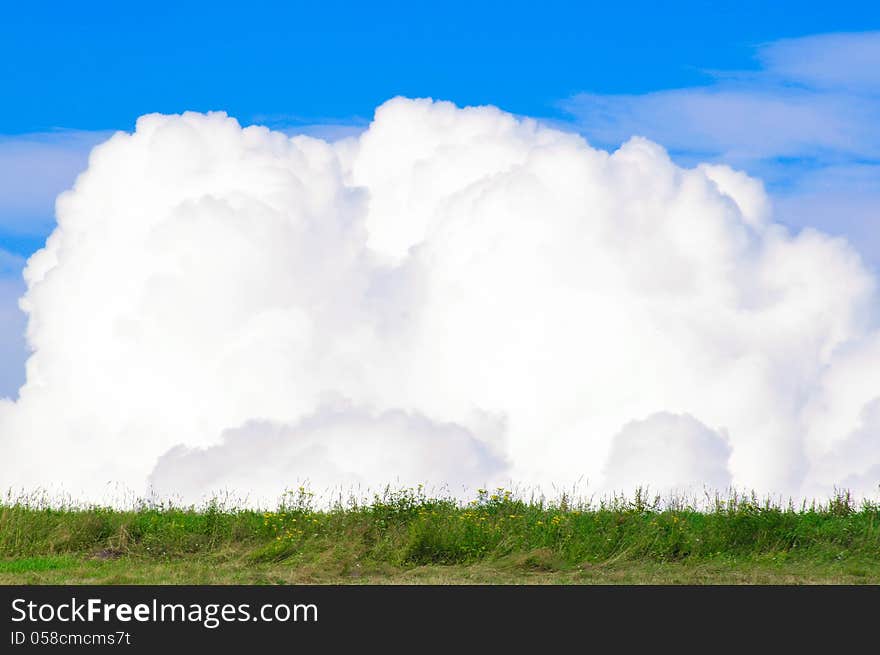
[1,487,879,584]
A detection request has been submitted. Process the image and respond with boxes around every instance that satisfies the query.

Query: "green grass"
[1,487,879,584]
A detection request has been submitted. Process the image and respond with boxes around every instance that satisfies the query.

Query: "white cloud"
[805,397,880,499]
[1,98,879,502]
[149,403,508,505]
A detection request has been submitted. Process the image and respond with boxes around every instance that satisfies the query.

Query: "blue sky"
[1,1,880,396]
[1,1,877,133]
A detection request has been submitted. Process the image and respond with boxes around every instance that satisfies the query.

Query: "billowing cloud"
[149,402,508,504]
[805,398,880,499]
[603,413,732,495]
[1,97,878,502]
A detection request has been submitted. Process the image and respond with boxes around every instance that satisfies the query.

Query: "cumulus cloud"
[603,413,732,495]
[805,398,880,499]
[149,403,507,504]
[1,97,879,502]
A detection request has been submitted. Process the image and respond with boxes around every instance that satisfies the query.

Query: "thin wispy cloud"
[757,31,880,92]
[0,130,113,242]
[0,249,26,398]
[247,112,369,142]
[562,32,880,266]
[563,31,880,164]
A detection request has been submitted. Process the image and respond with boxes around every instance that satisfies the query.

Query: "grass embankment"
[1,488,879,584]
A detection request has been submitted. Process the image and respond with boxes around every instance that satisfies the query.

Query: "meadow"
[1,487,879,584]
